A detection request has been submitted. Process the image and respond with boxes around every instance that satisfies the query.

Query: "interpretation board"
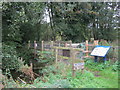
[91,45,111,57]
[73,62,84,70]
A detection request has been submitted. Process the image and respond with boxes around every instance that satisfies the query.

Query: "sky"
[43,7,50,23]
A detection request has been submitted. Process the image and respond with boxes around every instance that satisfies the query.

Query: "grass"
[83,59,118,88]
[69,68,118,88]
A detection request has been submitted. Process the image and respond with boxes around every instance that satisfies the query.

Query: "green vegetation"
[1,1,119,89]
[3,59,118,88]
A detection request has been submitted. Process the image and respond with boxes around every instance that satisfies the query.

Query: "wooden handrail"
[52,46,84,51]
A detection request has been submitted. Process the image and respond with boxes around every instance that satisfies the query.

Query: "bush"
[40,65,59,76]
[16,46,33,65]
[37,51,55,64]
[2,44,21,71]
[33,74,72,88]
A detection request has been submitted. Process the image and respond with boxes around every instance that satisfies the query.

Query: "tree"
[46,2,119,42]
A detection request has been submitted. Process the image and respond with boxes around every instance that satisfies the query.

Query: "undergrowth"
[4,58,118,88]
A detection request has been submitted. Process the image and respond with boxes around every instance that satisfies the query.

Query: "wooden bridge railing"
[28,39,118,60]
[52,46,84,63]
[27,40,99,59]
[27,40,118,77]
[52,46,84,77]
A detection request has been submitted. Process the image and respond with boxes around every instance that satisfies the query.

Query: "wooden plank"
[57,55,84,62]
[58,55,70,59]
[52,46,84,51]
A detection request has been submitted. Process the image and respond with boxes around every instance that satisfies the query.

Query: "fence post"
[71,48,75,77]
[96,40,99,45]
[65,42,67,47]
[85,40,89,57]
[51,41,53,52]
[55,48,58,64]
[28,40,30,49]
[70,40,72,47]
[58,42,60,47]
[94,40,99,46]
[41,40,44,52]
[34,40,37,58]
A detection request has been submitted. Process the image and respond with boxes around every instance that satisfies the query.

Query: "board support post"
[94,56,98,62]
[103,56,106,64]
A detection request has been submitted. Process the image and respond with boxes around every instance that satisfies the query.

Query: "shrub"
[37,51,55,64]
[51,79,72,88]
[40,65,59,76]
[2,44,21,71]
[16,46,33,65]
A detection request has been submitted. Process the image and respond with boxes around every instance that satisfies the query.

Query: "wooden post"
[70,40,72,47]
[55,48,58,64]
[85,40,89,57]
[41,40,44,52]
[65,42,67,47]
[96,40,99,45]
[58,41,60,47]
[51,41,53,52]
[112,47,115,59]
[94,40,99,46]
[30,62,34,80]
[28,40,30,49]
[34,40,37,57]
[58,42,60,61]
[71,48,75,77]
